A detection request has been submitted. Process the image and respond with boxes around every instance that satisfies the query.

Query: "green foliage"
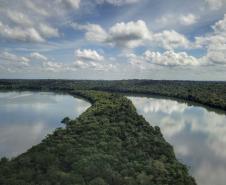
[61,117,70,125]
[0,79,225,111]
[0,90,196,185]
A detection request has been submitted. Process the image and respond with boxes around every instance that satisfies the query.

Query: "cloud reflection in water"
[0,92,90,158]
[128,96,226,185]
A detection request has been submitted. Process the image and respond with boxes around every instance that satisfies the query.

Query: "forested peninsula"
[0,89,196,185]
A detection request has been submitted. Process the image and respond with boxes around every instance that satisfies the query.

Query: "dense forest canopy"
[0,79,226,111]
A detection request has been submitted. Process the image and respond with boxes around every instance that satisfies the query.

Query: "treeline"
[0,90,196,185]
[0,79,226,110]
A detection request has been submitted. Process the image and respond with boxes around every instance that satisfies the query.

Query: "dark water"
[128,96,226,185]
[0,92,90,158]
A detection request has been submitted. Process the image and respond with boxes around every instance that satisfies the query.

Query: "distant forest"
[0,79,226,111]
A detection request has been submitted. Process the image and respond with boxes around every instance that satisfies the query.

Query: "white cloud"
[125,49,201,68]
[73,60,89,69]
[107,20,151,48]
[71,23,108,42]
[73,20,152,48]
[24,1,50,17]
[38,23,60,38]
[73,20,190,50]
[0,51,30,63]
[153,30,190,50]
[63,0,81,9]
[144,50,199,66]
[0,51,30,69]
[0,21,60,43]
[126,53,148,70]
[5,11,32,26]
[74,49,115,71]
[96,0,140,6]
[75,49,104,61]
[30,52,48,61]
[195,14,226,65]
[179,14,199,26]
[72,60,114,71]
[205,0,226,10]
[0,50,116,73]
[212,14,226,33]
[42,61,64,72]
[202,49,226,65]
[0,51,68,72]
[0,22,45,42]
[0,0,80,43]
[156,13,199,28]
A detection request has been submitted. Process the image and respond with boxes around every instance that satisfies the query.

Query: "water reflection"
[0,92,90,158]
[128,96,226,185]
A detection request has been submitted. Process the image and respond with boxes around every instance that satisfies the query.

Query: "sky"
[0,0,226,80]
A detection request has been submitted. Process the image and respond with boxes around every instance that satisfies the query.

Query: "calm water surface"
[128,96,226,185]
[0,92,90,158]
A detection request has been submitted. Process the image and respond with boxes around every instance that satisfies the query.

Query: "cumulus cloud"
[195,14,226,65]
[0,51,30,65]
[75,49,104,61]
[126,53,148,70]
[0,51,66,72]
[0,51,30,72]
[73,20,189,50]
[71,23,107,42]
[125,49,201,68]
[38,24,60,38]
[0,0,80,43]
[0,22,45,42]
[5,11,32,26]
[212,14,226,33]
[179,14,199,26]
[76,49,104,61]
[153,30,190,50]
[156,13,199,27]
[0,49,115,73]
[30,52,48,61]
[106,20,151,48]
[144,50,199,66]
[73,20,151,48]
[74,49,114,71]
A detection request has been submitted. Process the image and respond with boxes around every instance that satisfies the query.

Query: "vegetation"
[0,90,196,185]
[0,79,226,111]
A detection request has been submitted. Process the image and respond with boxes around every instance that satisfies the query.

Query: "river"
[0,91,90,158]
[128,96,226,185]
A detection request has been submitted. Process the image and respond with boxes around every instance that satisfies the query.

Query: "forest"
[0,90,196,185]
[0,79,226,111]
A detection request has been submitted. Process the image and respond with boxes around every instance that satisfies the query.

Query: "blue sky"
[0,0,226,80]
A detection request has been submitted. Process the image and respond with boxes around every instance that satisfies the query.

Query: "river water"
[128,96,226,185]
[0,91,90,158]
